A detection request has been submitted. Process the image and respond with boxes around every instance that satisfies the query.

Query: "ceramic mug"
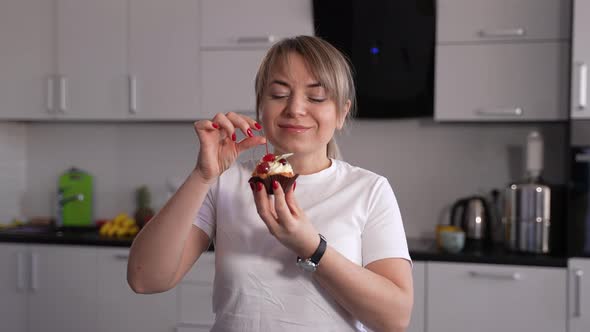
[439,230,466,253]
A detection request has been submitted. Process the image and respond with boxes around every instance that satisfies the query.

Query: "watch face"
[297,259,317,272]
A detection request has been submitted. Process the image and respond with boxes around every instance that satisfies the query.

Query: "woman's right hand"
[193,112,266,183]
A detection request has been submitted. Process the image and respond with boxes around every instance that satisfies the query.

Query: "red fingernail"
[250,182,255,191]
[256,182,263,192]
[293,181,296,191]
[254,122,262,130]
[231,133,236,141]
[212,123,219,129]
[247,128,253,137]
[273,181,279,190]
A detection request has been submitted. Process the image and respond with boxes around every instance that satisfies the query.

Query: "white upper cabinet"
[200,0,313,49]
[56,0,127,120]
[437,0,571,43]
[571,0,590,119]
[0,0,55,120]
[435,43,569,121]
[128,0,200,120]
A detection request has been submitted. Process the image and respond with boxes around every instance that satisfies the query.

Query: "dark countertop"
[0,228,567,267]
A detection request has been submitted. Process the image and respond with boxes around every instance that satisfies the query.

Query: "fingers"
[272,181,297,220]
[284,181,299,216]
[251,181,279,232]
[237,135,266,153]
[226,112,263,139]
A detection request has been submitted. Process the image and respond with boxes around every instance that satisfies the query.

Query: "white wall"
[21,120,567,238]
[0,122,27,223]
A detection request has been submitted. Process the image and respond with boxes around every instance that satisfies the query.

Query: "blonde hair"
[254,35,356,160]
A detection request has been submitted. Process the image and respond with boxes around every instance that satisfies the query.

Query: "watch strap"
[299,234,327,265]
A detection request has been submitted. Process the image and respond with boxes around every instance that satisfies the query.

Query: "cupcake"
[249,153,298,194]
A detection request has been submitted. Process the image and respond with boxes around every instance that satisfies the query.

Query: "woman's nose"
[285,95,307,117]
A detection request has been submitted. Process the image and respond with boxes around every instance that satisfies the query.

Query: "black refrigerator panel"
[569,146,590,257]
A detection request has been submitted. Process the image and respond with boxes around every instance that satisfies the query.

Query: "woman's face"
[260,53,346,157]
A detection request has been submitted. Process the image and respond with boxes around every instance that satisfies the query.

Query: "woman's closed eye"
[308,96,327,103]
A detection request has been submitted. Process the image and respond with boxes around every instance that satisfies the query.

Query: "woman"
[127,35,413,332]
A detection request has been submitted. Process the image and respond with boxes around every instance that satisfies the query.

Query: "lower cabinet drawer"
[426,262,567,332]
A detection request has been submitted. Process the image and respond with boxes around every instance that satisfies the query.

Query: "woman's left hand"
[251,180,320,258]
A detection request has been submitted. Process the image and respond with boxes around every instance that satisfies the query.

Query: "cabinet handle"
[236,35,275,44]
[114,254,129,260]
[30,252,39,291]
[46,77,55,112]
[468,271,523,281]
[475,107,523,116]
[17,252,26,291]
[478,28,526,38]
[577,63,587,110]
[58,76,68,113]
[574,268,584,318]
[129,75,138,114]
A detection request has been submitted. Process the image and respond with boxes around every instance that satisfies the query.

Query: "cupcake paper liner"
[249,174,299,195]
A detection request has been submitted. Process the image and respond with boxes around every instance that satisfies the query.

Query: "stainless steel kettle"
[450,196,492,243]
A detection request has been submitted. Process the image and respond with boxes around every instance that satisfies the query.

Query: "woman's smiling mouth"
[278,124,311,133]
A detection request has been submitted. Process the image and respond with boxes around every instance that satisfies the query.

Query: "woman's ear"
[336,100,351,130]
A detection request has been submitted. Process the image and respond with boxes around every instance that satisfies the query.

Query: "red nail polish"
[293,181,296,191]
[254,122,262,130]
[256,182,263,192]
[212,123,219,129]
[247,128,253,137]
[273,181,279,190]
[231,133,236,141]
[250,182,255,191]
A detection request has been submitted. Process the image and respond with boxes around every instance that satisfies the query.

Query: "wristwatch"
[296,234,327,272]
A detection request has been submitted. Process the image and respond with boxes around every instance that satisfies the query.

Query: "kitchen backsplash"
[0,122,27,223]
[14,119,567,238]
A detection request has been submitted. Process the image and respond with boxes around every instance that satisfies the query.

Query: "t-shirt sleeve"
[193,180,217,240]
[362,177,411,267]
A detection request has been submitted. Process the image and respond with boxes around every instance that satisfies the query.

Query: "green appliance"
[57,167,94,227]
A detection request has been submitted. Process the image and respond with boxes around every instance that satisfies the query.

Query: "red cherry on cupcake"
[278,158,287,165]
[262,153,275,162]
[256,162,270,174]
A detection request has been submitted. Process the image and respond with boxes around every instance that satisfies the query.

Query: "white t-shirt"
[194,159,411,332]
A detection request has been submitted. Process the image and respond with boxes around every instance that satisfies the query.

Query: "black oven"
[312,0,436,119]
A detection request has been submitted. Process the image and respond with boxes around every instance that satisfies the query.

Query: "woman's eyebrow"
[270,80,290,87]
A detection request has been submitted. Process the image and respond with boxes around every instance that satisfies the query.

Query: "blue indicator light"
[370,47,379,55]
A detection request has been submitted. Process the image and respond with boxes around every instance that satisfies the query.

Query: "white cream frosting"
[258,153,294,175]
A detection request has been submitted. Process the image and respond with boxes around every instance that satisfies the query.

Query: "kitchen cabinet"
[0,0,55,120]
[0,244,98,332]
[27,244,99,332]
[437,0,570,44]
[127,0,200,120]
[198,0,313,118]
[571,0,590,119]
[55,0,127,120]
[407,262,425,332]
[96,247,177,332]
[435,0,571,122]
[200,0,313,50]
[435,42,569,121]
[177,251,216,331]
[426,262,567,332]
[0,243,28,332]
[568,258,590,332]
